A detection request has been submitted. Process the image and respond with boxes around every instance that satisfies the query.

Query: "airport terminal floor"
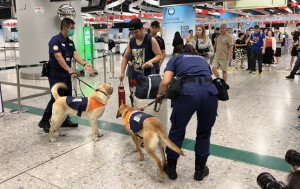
[1,50,300,189]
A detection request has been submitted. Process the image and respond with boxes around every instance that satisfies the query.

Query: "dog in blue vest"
[116,104,184,181]
[49,82,113,142]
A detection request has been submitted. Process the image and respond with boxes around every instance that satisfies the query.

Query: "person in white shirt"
[273,27,283,68]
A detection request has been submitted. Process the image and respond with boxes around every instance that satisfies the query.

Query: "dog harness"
[123,110,153,133]
[66,96,104,117]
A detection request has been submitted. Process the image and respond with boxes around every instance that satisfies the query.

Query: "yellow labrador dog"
[49,82,113,142]
[116,104,184,181]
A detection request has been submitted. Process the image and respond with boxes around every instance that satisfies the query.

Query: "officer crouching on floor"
[38,18,94,133]
[157,44,218,181]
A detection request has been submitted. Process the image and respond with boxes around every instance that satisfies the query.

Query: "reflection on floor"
[0,51,300,188]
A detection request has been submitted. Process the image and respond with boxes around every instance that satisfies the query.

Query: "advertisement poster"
[163,5,195,55]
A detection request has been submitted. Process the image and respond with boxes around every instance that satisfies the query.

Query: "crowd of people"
[172,23,300,79]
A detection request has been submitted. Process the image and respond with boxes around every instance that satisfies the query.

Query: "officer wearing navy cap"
[157,44,218,181]
[38,18,94,133]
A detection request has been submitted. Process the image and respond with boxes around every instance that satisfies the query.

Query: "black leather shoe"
[61,116,78,127]
[194,164,209,181]
[164,159,178,180]
[286,74,295,79]
[38,115,51,133]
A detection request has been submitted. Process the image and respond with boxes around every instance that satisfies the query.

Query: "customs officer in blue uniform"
[38,18,94,133]
[157,44,218,181]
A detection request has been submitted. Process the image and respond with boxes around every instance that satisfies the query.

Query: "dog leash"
[71,73,96,97]
[139,96,164,112]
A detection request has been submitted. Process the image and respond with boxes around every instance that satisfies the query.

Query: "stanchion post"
[10,64,29,114]
[4,47,6,61]
[72,60,78,95]
[103,51,107,83]
[111,52,115,78]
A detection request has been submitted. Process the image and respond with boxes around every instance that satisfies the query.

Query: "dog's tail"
[51,82,67,100]
[156,123,184,156]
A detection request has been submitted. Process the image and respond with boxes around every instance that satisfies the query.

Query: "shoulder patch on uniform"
[53,45,59,51]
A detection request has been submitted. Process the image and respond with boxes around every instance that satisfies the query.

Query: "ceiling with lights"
[1,0,300,21]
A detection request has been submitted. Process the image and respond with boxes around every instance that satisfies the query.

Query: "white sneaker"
[272,64,277,68]
[268,67,272,71]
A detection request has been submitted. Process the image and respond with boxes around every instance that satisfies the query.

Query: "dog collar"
[95,89,108,97]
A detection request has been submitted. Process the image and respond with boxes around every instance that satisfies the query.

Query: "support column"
[16,0,83,79]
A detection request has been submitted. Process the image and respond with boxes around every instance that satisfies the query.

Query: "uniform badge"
[53,45,59,51]
[69,43,73,46]
[62,43,65,47]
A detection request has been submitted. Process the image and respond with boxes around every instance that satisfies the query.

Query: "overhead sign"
[159,0,237,7]
[225,0,287,10]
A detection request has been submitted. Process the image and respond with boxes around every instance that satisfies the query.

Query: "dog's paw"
[133,147,138,152]
[50,138,56,143]
[93,136,100,141]
[97,132,104,137]
[59,133,66,136]
[138,155,144,161]
[158,176,165,183]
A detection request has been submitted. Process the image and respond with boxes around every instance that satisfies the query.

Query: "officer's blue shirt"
[48,32,76,68]
[164,53,212,79]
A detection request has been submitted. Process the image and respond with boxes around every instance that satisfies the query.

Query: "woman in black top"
[234,33,247,69]
[172,31,184,50]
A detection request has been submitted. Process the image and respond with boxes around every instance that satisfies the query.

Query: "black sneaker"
[61,116,78,127]
[38,116,51,133]
[286,74,295,79]
[194,165,209,181]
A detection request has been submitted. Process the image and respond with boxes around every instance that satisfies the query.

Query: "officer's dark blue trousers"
[291,51,300,74]
[166,81,218,161]
[43,70,72,117]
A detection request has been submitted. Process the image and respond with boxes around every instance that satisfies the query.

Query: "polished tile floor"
[0,49,300,189]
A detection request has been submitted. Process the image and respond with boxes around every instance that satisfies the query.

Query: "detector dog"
[116,104,184,181]
[49,82,113,142]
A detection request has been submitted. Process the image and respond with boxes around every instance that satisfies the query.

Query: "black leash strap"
[71,73,96,97]
[142,99,157,110]
[154,97,163,112]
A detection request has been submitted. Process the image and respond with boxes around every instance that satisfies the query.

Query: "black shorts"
[291,46,298,57]
[275,48,281,57]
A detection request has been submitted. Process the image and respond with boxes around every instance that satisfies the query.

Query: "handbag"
[118,81,126,107]
[213,78,229,101]
[135,74,162,99]
[39,61,49,77]
[166,76,182,100]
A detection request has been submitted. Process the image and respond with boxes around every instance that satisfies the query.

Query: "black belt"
[49,67,68,72]
[183,77,213,84]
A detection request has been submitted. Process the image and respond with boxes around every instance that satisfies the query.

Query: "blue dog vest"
[66,96,104,117]
[123,111,153,133]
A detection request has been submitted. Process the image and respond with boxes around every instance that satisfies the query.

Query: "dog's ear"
[116,108,121,118]
[116,104,125,118]
[103,84,113,99]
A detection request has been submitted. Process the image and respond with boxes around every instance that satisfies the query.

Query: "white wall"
[16,0,82,79]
